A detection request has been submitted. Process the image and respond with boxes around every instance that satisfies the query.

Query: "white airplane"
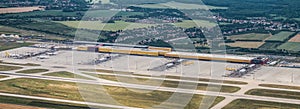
[177,59,186,63]
[37,55,49,59]
[46,52,58,56]
[9,53,20,57]
[166,63,175,68]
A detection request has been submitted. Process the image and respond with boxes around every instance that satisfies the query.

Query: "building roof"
[167,52,255,60]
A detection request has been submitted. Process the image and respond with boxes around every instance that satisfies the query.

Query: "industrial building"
[74,43,268,64]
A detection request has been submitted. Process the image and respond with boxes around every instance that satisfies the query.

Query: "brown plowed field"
[0,103,45,109]
[0,6,44,14]
[289,34,300,42]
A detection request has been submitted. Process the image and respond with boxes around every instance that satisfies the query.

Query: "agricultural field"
[0,26,21,34]
[84,10,144,18]
[289,34,300,42]
[272,16,288,20]
[0,6,44,14]
[1,9,143,19]
[223,99,300,109]
[270,14,289,20]
[277,42,300,51]
[169,38,192,45]
[0,103,45,109]
[58,21,156,31]
[0,78,224,108]
[227,33,270,41]
[259,42,282,50]
[292,18,300,21]
[11,21,102,40]
[133,1,228,10]
[1,10,81,18]
[226,42,265,48]
[218,22,232,25]
[16,21,76,37]
[265,31,295,42]
[173,20,217,28]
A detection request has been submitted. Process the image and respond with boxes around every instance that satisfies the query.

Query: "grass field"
[133,1,228,10]
[58,19,217,31]
[58,21,156,31]
[292,18,300,21]
[246,89,300,100]
[0,65,23,71]
[223,99,300,109]
[81,69,248,85]
[289,34,300,42]
[173,20,217,28]
[277,42,300,51]
[0,25,19,34]
[16,69,49,74]
[15,21,103,41]
[170,38,192,44]
[0,6,44,14]
[0,95,90,109]
[228,33,270,41]
[219,22,232,25]
[226,41,265,48]
[259,42,282,50]
[266,31,295,42]
[0,78,85,101]
[0,75,8,79]
[0,61,40,66]
[17,21,76,37]
[259,84,300,90]
[0,42,34,51]
[44,71,90,79]
[92,74,241,93]
[165,76,248,85]
[0,78,224,108]
[273,16,288,20]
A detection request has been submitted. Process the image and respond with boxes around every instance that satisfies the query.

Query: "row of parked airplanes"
[4,50,58,59]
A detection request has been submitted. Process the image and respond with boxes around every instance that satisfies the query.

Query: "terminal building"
[74,42,268,64]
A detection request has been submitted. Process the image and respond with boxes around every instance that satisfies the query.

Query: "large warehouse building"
[74,42,268,64]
